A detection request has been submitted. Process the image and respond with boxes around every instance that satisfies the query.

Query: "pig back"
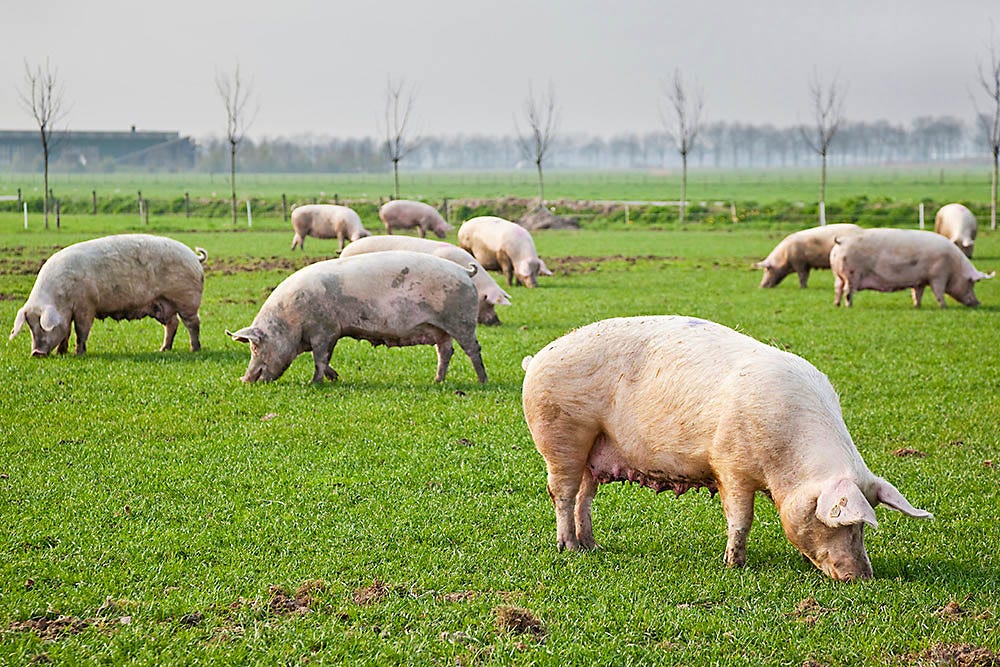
[261,251,480,338]
[32,234,204,313]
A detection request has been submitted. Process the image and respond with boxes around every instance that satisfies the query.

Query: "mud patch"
[916,643,999,666]
[788,597,830,625]
[893,448,927,458]
[353,579,390,606]
[518,207,579,230]
[0,292,24,301]
[268,580,326,616]
[544,254,672,276]
[8,598,134,641]
[206,256,318,275]
[494,606,546,638]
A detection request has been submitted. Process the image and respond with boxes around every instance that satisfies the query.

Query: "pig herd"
[16,198,991,581]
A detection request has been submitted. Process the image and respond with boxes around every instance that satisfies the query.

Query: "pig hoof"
[557,538,580,552]
[724,552,746,568]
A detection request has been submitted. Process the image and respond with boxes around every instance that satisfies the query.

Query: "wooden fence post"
[55,200,61,229]
[443,197,449,222]
[17,187,22,209]
[334,193,339,205]
[92,190,98,215]
[185,192,191,218]
[282,193,288,221]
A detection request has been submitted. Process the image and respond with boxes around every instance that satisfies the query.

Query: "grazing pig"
[338,235,512,325]
[755,223,863,288]
[522,316,932,581]
[457,216,553,288]
[10,234,206,356]
[379,200,453,238]
[934,203,977,258]
[290,204,371,251]
[227,251,487,384]
[830,228,994,308]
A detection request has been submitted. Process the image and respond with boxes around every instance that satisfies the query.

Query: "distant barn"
[0,127,196,170]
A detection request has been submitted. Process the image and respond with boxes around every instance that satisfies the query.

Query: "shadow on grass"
[82,349,247,363]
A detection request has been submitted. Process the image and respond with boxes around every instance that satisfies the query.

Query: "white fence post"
[138,197,144,225]
[246,200,253,228]
[23,202,28,229]
[625,203,630,225]
[918,203,925,230]
[819,201,826,226]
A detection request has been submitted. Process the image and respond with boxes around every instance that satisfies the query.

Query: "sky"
[3,1,998,141]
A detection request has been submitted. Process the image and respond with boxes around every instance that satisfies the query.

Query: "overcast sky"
[3,1,998,141]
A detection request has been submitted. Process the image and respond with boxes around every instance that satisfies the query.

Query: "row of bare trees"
[17,47,1000,229]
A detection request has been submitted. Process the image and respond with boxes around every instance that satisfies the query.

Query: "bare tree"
[19,59,68,230]
[800,71,846,225]
[216,64,256,225]
[974,35,1000,230]
[661,69,704,223]
[515,82,558,210]
[382,78,420,199]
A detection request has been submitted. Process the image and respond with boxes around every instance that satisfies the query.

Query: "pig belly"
[858,271,923,292]
[351,323,449,348]
[587,434,718,497]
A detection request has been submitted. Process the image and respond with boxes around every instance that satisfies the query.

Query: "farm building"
[0,127,196,170]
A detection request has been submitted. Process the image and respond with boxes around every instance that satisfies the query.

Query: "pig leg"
[498,251,515,287]
[929,279,948,307]
[57,335,69,355]
[797,266,810,289]
[574,469,599,550]
[454,333,488,384]
[719,479,756,567]
[291,233,304,250]
[833,275,845,306]
[73,311,95,355]
[310,336,339,383]
[152,301,179,351]
[179,310,201,352]
[417,225,427,239]
[434,339,455,382]
[911,285,925,308]
[337,232,346,252]
[384,222,393,234]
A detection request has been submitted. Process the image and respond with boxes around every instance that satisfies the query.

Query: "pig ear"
[227,327,264,344]
[497,290,512,306]
[975,270,995,282]
[538,259,553,276]
[874,477,933,519]
[10,309,26,340]
[815,478,878,529]
[39,305,63,332]
[754,260,771,269]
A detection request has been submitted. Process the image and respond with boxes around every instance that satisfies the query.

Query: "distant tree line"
[189,116,988,174]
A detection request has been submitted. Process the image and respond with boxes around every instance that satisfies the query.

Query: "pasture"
[0,213,997,665]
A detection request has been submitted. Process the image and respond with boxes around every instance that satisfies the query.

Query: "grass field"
[1,166,997,207]
[1,215,998,665]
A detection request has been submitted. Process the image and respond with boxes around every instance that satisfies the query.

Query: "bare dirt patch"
[353,579,390,606]
[268,580,328,616]
[916,643,999,666]
[8,598,134,641]
[893,448,927,458]
[544,254,669,276]
[206,256,318,275]
[788,596,830,625]
[494,606,546,638]
[935,599,972,621]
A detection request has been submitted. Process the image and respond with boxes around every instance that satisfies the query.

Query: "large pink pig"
[934,203,977,258]
[10,234,206,355]
[228,251,487,384]
[830,228,993,307]
[755,224,863,288]
[338,235,511,325]
[457,216,553,288]
[522,316,932,581]
[290,204,371,251]
[378,200,452,238]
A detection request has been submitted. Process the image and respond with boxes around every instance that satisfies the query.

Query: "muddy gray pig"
[228,251,487,384]
[378,200,453,238]
[338,235,512,325]
[522,316,932,581]
[830,228,994,307]
[290,204,371,251]
[10,234,206,355]
[756,223,863,288]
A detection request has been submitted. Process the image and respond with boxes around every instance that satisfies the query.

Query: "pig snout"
[478,300,501,326]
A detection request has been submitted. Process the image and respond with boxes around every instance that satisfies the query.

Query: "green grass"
[0,217,997,665]
[1,166,996,206]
